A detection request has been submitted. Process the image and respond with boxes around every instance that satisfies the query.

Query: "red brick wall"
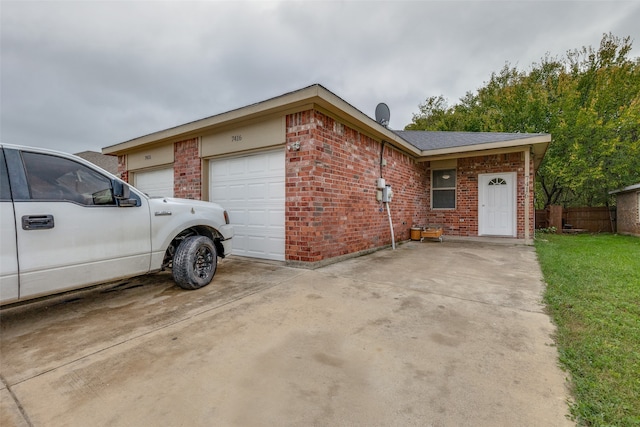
[616,191,640,236]
[155,109,536,264]
[425,152,534,239]
[117,155,128,183]
[174,138,201,199]
[285,110,429,263]
[118,140,200,199]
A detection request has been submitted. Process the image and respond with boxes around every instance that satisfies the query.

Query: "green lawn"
[535,233,640,426]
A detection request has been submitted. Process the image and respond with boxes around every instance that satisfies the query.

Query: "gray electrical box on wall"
[382,185,393,202]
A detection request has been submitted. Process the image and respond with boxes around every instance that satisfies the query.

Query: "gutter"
[609,183,640,194]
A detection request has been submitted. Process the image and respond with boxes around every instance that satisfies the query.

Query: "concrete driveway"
[1,241,572,426]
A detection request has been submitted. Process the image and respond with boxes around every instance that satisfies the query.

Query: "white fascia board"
[609,183,640,194]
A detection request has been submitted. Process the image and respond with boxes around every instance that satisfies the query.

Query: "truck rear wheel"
[172,236,217,290]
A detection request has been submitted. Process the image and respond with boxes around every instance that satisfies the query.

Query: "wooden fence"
[536,206,616,233]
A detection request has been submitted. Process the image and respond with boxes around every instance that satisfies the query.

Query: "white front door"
[478,172,516,236]
[209,149,285,261]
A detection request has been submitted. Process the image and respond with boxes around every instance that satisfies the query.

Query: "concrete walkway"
[1,241,572,426]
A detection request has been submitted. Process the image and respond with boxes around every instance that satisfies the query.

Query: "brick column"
[117,155,129,183]
[174,138,201,199]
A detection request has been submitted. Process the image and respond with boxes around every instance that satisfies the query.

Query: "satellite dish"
[375,103,390,127]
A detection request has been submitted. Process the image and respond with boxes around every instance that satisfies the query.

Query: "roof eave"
[311,87,421,156]
[103,84,420,157]
[416,134,550,169]
[609,183,640,194]
[418,135,550,157]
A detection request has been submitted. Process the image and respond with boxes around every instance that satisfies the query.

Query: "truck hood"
[146,196,233,244]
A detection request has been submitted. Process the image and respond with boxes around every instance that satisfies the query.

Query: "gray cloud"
[2,0,639,153]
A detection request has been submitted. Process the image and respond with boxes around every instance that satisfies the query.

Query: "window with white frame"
[432,169,456,209]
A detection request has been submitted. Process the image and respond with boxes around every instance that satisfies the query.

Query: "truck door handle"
[22,215,55,230]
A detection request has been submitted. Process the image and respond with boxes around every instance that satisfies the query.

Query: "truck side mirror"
[112,180,130,199]
[112,180,138,206]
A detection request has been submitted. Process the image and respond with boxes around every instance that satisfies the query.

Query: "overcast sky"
[2,0,639,154]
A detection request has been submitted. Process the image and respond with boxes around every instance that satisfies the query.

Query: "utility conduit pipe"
[386,201,395,250]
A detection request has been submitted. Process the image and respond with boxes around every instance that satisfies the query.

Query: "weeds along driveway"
[0,241,572,427]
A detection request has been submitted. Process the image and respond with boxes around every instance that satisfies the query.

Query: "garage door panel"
[268,161,283,173]
[227,158,246,174]
[233,235,247,252]
[269,209,285,226]
[228,184,247,201]
[227,209,246,223]
[210,164,229,178]
[247,183,267,200]
[248,156,266,172]
[269,182,285,199]
[244,236,284,259]
[267,237,285,259]
[209,185,227,199]
[209,149,285,261]
[135,168,174,197]
[245,236,268,255]
[248,209,268,226]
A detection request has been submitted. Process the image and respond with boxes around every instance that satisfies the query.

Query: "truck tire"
[172,235,217,290]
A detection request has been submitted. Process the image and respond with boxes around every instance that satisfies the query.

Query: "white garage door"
[209,149,285,261]
[134,168,174,197]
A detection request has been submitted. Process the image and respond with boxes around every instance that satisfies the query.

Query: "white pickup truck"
[0,144,233,306]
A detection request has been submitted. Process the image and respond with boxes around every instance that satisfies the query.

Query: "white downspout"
[386,201,396,250]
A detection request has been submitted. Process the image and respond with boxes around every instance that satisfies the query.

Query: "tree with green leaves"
[406,33,640,208]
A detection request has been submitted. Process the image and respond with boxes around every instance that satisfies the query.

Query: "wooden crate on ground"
[411,225,443,242]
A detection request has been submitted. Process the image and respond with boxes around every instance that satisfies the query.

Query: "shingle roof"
[394,130,548,151]
[75,151,118,174]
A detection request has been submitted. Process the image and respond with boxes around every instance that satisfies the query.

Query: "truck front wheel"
[172,236,217,290]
